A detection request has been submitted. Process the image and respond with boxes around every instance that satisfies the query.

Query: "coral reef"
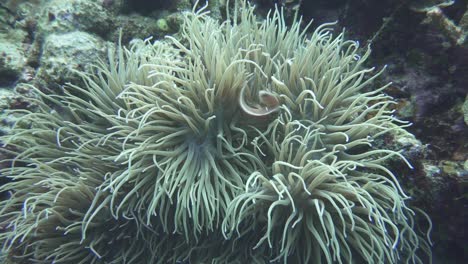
[0,1,432,263]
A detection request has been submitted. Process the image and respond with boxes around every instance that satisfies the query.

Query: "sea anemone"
[0,1,431,263]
